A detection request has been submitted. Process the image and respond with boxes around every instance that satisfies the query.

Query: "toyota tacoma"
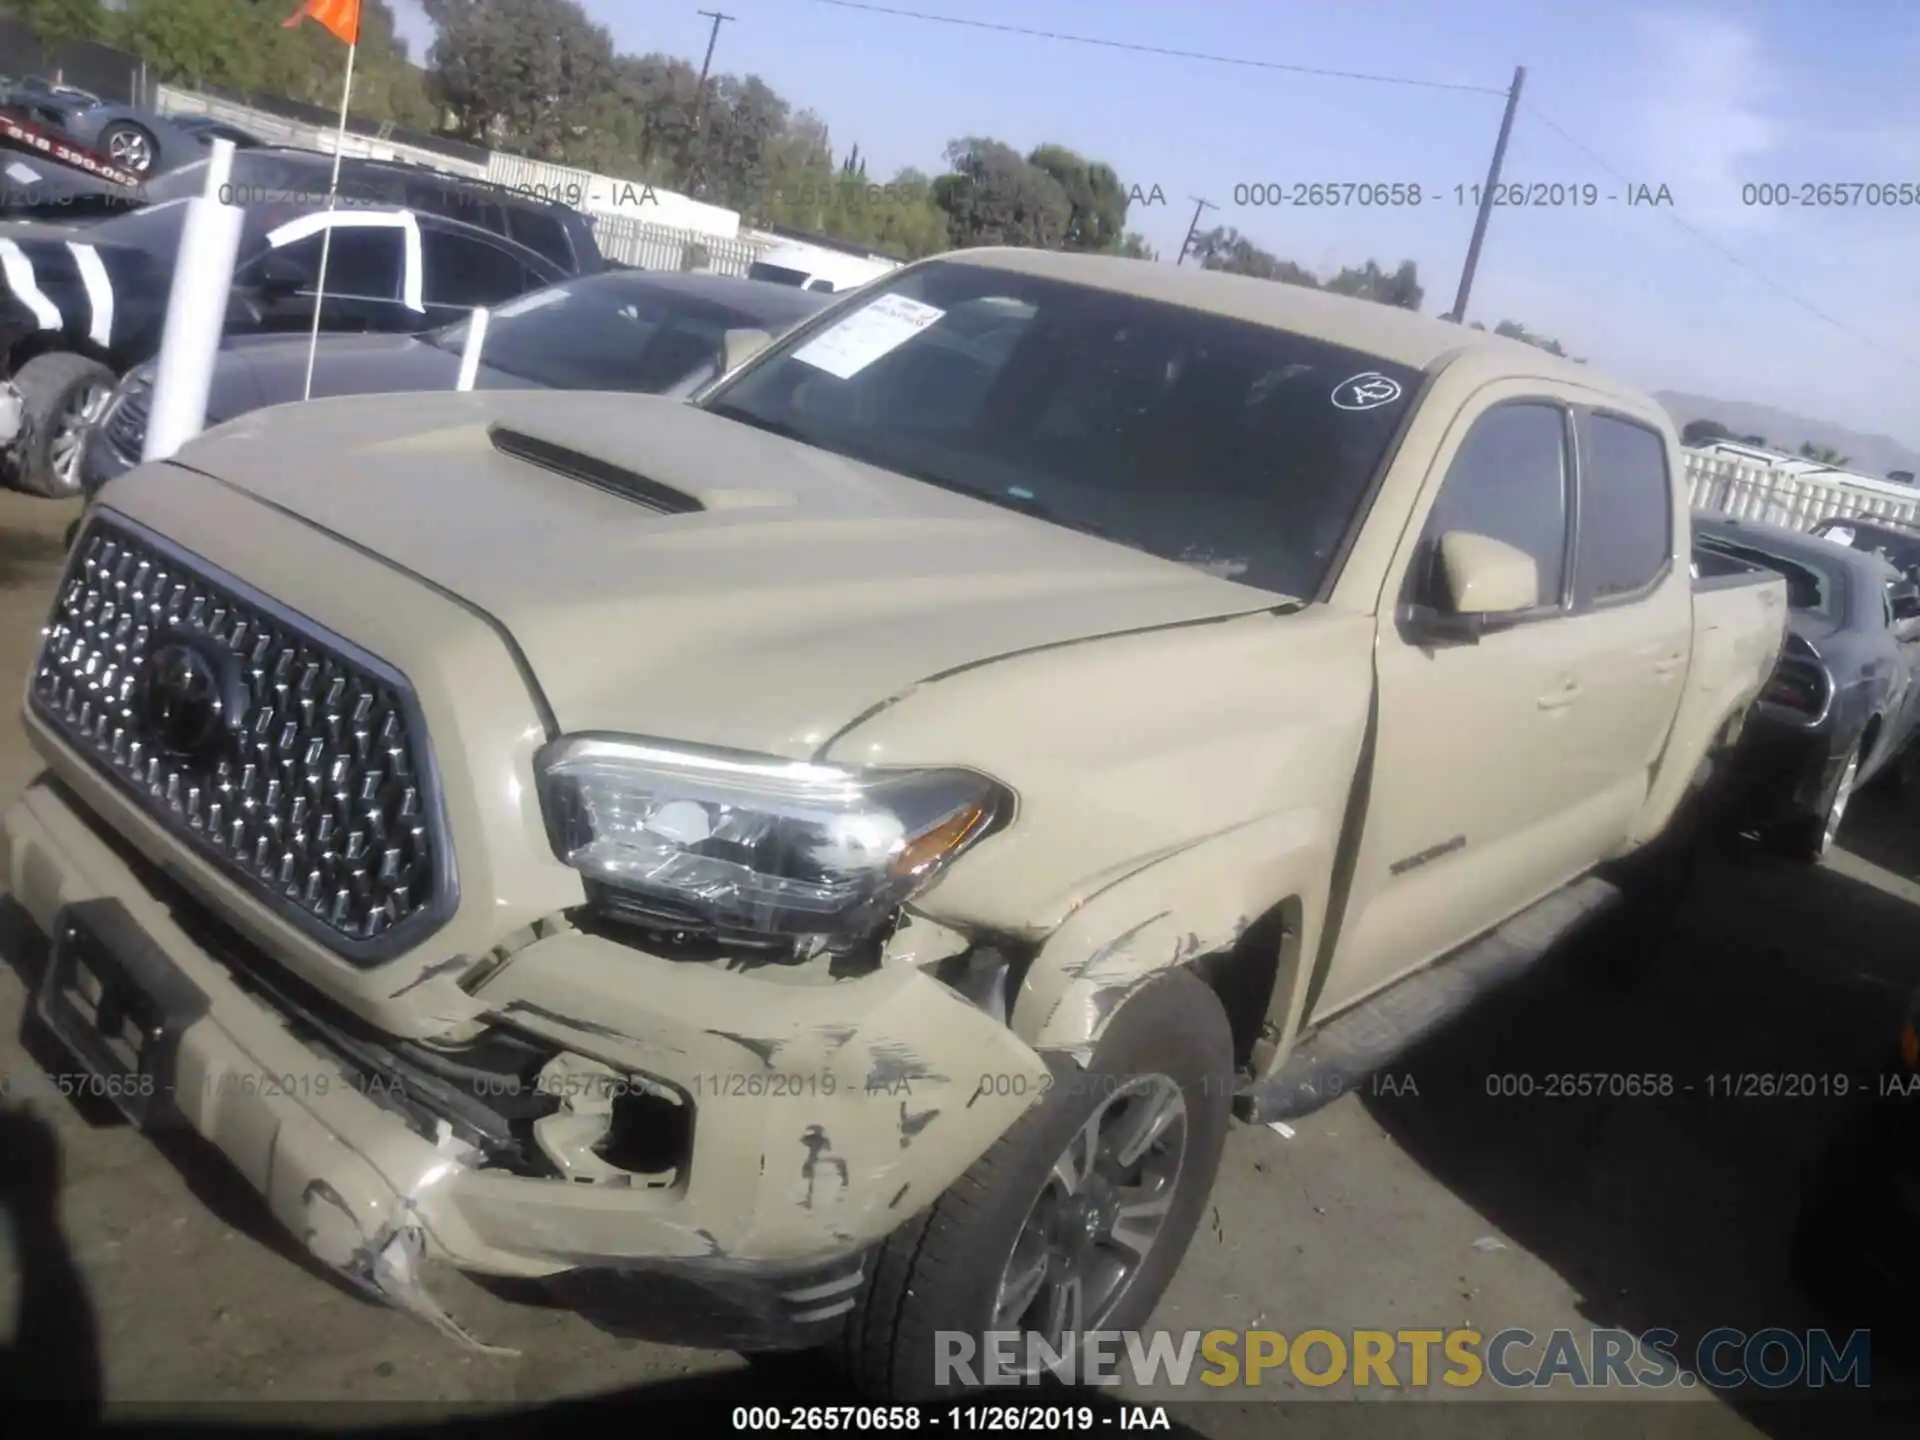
[3,249,1787,1397]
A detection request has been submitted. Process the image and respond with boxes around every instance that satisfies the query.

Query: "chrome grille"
[31,516,455,962]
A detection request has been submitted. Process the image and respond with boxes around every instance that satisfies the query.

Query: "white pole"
[453,308,490,391]
[300,38,359,403]
[141,139,243,463]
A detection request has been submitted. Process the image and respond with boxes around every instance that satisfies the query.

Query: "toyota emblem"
[135,641,231,762]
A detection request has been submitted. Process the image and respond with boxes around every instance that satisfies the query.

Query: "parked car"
[3,87,259,178]
[747,241,898,294]
[1696,513,1920,858]
[2,193,582,496]
[3,145,608,284]
[3,251,1787,1399]
[1809,514,1920,581]
[73,271,835,519]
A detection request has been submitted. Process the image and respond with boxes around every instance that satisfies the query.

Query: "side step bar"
[1235,875,1623,1124]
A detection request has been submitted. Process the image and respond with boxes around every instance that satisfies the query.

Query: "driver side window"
[253,227,404,301]
[1412,402,1572,610]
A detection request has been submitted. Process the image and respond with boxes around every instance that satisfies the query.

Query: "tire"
[837,967,1234,1401]
[1770,741,1862,863]
[99,120,158,176]
[12,352,117,499]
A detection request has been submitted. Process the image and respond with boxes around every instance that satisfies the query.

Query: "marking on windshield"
[792,293,944,379]
[1331,372,1403,411]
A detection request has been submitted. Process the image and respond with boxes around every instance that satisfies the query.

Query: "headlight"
[535,735,1010,947]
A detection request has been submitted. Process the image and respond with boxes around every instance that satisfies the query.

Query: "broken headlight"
[534,735,1010,945]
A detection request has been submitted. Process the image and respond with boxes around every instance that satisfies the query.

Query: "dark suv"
[132,147,607,277]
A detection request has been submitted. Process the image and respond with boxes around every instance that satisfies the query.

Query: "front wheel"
[12,352,116,499]
[837,968,1234,1401]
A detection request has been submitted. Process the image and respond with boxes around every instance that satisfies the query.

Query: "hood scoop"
[488,424,703,516]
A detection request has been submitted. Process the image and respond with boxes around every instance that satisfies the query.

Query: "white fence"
[485,152,742,238]
[588,212,764,274]
[1685,450,1920,532]
[152,85,490,176]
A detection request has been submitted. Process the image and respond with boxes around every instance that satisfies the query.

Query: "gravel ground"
[0,488,1914,1439]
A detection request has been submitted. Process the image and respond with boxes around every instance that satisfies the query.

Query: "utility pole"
[687,10,735,198]
[1446,64,1525,323]
[1175,196,1217,266]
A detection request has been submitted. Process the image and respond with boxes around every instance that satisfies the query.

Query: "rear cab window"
[1573,412,1674,606]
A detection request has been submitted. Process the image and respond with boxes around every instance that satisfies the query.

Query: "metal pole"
[1447,64,1525,323]
[1175,196,1216,266]
[687,10,735,195]
[301,37,358,401]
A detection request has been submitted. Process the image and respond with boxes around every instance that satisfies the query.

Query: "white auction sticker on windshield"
[793,294,945,379]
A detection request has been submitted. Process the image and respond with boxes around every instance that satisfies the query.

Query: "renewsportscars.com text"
[935,1326,1872,1391]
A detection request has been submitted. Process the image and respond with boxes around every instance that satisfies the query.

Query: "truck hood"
[164,389,1287,758]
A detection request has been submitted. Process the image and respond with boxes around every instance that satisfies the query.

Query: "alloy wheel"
[47,380,113,496]
[106,128,153,173]
[1822,747,1862,856]
[990,1073,1188,1374]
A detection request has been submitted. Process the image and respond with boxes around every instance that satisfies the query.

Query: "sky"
[386,0,1920,450]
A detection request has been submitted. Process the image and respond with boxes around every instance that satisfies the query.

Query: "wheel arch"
[1006,808,1334,1066]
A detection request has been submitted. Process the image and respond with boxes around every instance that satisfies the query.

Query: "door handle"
[1538,677,1580,710]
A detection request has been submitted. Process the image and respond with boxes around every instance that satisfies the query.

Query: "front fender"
[1010,806,1336,1063]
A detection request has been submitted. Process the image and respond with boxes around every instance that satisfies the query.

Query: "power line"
[790,0,1509,95]
[1522,104,1920,374]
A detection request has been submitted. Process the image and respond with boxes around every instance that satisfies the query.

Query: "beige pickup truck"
[5,249,1786,1397]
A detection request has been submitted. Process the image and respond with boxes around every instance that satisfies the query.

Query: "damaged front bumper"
[1,778,1052,1351]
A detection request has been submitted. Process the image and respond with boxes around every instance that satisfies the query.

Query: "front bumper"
[1,777,1049,1350]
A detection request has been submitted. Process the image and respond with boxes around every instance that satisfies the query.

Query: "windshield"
[699,259,1425,598]
[1818,522,1920,574]
[1701,537,1848,621]
[431,274,750,393]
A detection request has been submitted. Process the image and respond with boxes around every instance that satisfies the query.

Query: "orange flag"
[284,0,361,46]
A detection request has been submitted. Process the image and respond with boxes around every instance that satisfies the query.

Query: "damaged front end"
[16,719,1061,1351]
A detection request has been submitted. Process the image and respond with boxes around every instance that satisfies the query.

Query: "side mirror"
[721,328,772,373]
[1402,531,1541,644]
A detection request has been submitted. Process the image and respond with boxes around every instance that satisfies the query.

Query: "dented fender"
[468,930,1050,1261]
[1011,807,1337,1061]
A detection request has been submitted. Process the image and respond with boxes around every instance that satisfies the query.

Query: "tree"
[932,138,1071,250]
[1798,441,1851,467]
[1738,434,1769,447]
[1113,231,1157,262]
[1025,144,1127,253]
[1182,226,1318,283]
[1891,471,1916,486]
[423,0,617,159]
[1326,259,1423,311]
[6,0,105,46]
[1681,418,1733,447]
